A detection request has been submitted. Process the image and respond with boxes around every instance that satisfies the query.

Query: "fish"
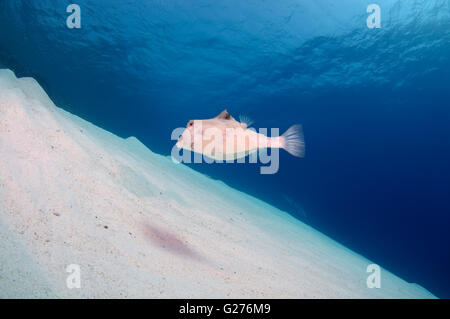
[175,109,305,161]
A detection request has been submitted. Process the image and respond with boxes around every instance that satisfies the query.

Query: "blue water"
[1,0,449,298]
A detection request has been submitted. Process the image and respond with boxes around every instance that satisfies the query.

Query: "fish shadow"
[143,223,204,262]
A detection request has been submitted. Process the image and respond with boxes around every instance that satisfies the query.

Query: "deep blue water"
[1,0,449,297]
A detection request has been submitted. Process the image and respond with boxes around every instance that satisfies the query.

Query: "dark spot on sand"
[104,225,108,229]
[142,223,203,261]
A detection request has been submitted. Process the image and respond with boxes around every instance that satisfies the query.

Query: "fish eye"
[188,120,193,127]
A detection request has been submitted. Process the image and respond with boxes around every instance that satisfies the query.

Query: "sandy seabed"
[0,69,435,298]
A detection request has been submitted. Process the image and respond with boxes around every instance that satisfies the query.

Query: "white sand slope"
[0,69,435,298]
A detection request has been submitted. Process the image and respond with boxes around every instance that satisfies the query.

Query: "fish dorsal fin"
[215,109,232,120]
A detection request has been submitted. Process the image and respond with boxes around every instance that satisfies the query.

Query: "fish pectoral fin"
[238,114,254,128]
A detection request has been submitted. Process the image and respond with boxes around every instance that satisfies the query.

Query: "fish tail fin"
[281,124,305,157]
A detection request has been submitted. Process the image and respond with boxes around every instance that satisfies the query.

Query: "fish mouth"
[176,135,184,148]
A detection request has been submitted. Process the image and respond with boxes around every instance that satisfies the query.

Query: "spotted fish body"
[176,110,304,161]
